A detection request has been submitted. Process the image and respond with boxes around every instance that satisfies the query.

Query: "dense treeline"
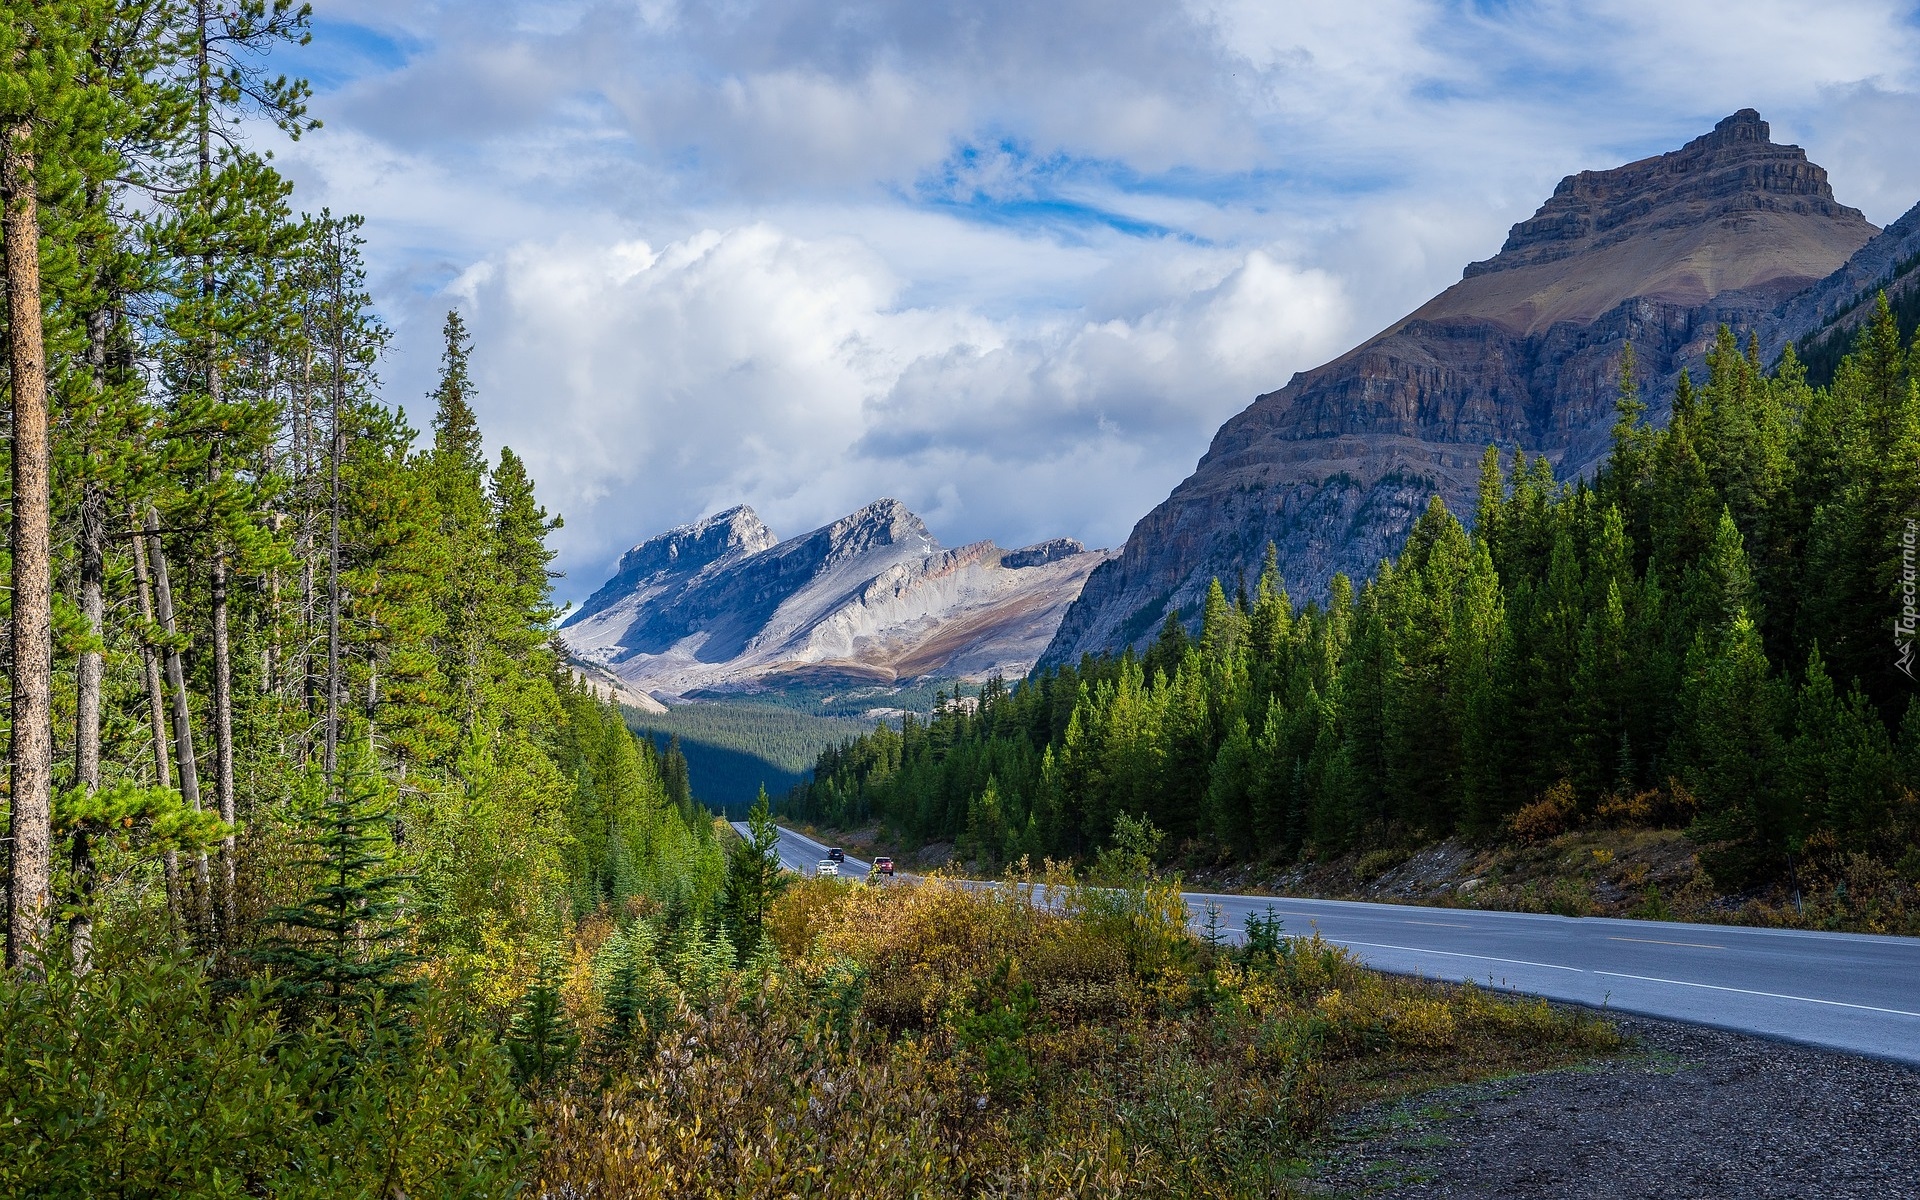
[791,315,1920,892]
[0,4,727,1189]
[631,701,876,813]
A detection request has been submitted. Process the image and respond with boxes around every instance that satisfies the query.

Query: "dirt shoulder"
[1307,1015,1920,1199]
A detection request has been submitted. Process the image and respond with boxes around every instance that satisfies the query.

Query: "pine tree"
[963,777,1010,872]
[427,310,496,736]
[506,950,578,1089]
[250,746,416,1013]
[1678,613,1788,889]
[1786,647,1900,851]
[1205,715,1255,855]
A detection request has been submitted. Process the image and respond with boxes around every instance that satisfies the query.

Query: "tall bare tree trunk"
[194,0,238,948]
[131,514,182,940]
[4,128,53,971]
[325,420,341,783]
[148,505,209,936]
[69,194,113,973]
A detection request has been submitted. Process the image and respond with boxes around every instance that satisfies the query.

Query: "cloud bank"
[276,0,1920,603]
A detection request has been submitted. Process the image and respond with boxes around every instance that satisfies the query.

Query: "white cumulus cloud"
[271,0,1920,602]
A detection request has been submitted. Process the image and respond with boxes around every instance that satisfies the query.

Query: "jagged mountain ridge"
[563,500,1112,699]
[1043,110,1879,664]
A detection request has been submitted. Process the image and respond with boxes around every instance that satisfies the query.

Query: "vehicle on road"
[872,856,894,877]
[827,847,844,863]
[816,859,839,876]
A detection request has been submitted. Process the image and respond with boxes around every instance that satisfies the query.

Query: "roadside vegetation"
[789,323,1920,933]
[533,811,1620,1197]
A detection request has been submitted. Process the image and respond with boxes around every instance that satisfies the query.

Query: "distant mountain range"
[1044,110,1898,664]
[561,500,1110,703]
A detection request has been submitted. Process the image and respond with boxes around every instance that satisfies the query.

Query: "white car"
[816,859,839,877]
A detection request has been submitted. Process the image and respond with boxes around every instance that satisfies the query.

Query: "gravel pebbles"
[1310,1017,1920,1199]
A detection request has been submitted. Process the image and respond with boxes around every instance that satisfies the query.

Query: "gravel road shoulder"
[1308,1016,1920,1199]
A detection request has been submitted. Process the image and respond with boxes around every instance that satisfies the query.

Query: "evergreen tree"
[718,788,787,960]
[251,746,416,1012]
[1678,613,1789,889]
[506,950,578,1089]
[1205,715,1255,856]
[427,310,496,736]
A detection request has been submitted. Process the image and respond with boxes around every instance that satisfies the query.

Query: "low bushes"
[0,955,530,1198]
[535,872,1620,1197]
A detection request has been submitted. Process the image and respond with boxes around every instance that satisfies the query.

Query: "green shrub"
[0,954,532,1199]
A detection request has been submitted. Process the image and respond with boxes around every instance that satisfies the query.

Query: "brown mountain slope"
[1043,111,1876,662]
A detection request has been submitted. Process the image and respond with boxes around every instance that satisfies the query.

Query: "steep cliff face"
[562,500,1112,699]
[1761,197,1920,374]
[1044,111,1878,663]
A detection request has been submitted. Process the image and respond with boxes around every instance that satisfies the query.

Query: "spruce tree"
[717,788,786,960]
[251,746,416,1013]
[427,310,497,736]
[506,950,578,1089]
[1678,613,1788,889]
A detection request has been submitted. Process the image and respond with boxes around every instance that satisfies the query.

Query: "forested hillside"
[791,317,1920,901]
[629,702,876,815]
[0,4,726,1189]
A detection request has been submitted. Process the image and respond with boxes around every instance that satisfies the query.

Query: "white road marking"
[1223,909,1327,921]
[1606,936,1726,950]
[1334,939,1585,972]
[1591,971,1920,1018]
[1407,920,1474,929]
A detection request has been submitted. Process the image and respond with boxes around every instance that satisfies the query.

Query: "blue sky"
[268,0,1920,605]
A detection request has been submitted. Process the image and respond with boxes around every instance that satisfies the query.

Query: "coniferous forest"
[791,319,1920,906]
[0,4,754,1190]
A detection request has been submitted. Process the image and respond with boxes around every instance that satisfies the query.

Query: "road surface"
[731,822,873,881]
[1174,888,1920,1067]
[742,823,1920,1066]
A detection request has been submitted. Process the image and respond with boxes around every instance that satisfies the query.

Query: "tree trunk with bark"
[147,505,210,936]
[4,128,54,971]
[210,455,236,945]
[70,486,106,973]
[130,515,182,936]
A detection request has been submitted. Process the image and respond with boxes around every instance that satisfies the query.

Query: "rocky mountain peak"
[1463,110,1863,285]
[1001,538,1087,569]
[819,498,935,563]
[1695,107,1769,148]
[1042,113,1881,667]
[612,505,776,577]
[563,500,1111,697]
[569,506,777,627]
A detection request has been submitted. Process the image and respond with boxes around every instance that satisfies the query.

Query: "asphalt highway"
[740,823,1920,1065]
[1177,889,1920,1067]
[731,822,873,881]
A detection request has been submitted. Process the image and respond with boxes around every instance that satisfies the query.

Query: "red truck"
[871,856,895,879]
